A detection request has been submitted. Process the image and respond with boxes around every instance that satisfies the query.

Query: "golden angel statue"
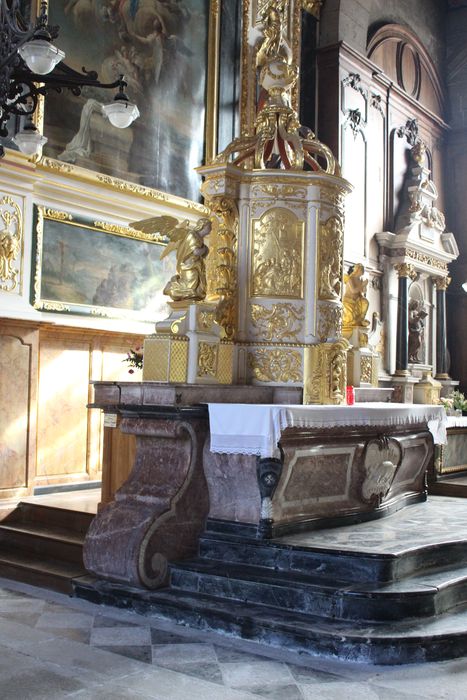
[131,215,212,302]
[342,263,370,330]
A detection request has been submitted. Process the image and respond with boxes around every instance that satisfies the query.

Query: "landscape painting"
[32,206,175,321]
[41,0,210,202]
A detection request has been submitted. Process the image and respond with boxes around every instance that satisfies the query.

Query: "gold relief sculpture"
[301,0,323,17]
[394,262,417,279]
[94,221,166,244]
[42,209,73,222]
[318,215,343,301]
[251,302,304,341]
[39,158,74,174]
[303,339,349,405]
[360,356,373,384]
[342,263,370,336]
[317,303,343,342]
[256,0,288,68]
[197,342,218,377]
[197,309,216,332]
[405,249,448,272]
[0,196,22,292]
[251,208,304,298]
[248,348,302,383]
[251,183,307,199]
[204,195,238,340]
[131,216,212,302]
[40,301,71,312]
[433,276,451,291]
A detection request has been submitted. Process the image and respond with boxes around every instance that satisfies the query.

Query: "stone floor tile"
[299,680,391,700]
[96,644,153,664]
[70,684,159,700]
[16,637,145,680]
[36,611,95,629]
[45,626,91,644]
[93,614,139,628]
[287,662,347,684]
[106,667,262,700]
[214,644,270,664]
[0,665,89,700]
[90,624,151,646]
[150,628,193,645]
[152,659,224,684]
[248,682,304,699]
[0,596,45,613]
[0,610,42,626]
[220,660,295,689]
[152,641,218,665]
[0,618,57,647]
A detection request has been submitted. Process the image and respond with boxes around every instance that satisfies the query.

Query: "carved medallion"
[248,348,302,383]
[361,437,403,505]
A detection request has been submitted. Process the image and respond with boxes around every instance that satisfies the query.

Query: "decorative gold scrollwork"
[248,348,302,383]
[0,196,22,292]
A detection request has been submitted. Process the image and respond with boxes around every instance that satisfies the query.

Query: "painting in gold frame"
[37,0,218,203]
[31,205,175,322]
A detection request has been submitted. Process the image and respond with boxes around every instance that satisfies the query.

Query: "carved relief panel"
[0,194,23,294]
[251,207,304,298]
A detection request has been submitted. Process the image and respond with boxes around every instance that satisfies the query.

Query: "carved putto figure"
[132,215,211,302]
[342,263,370,331]
[408,299,428,364]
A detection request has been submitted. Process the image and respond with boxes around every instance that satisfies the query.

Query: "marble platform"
[75,496,467,665]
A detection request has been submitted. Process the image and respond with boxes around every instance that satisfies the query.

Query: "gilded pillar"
[434,276,451,379]
[394,263,416,376]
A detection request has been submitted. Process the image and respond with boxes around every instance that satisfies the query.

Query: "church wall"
[445,4,467,392]
[315,3,450,378]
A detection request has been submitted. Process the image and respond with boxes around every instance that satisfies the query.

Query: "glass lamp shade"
[12,129,48,156]
[18,40,65,75]
[102,101,140,129]
[462,281,467,293]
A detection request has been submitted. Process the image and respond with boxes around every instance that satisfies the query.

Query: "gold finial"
[213,0,337,174]
[411,140,427,166]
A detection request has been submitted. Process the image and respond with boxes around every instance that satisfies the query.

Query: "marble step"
[0,546,88,594]
[199,527,467,584]
[0,522,85,564]
[6,502,94,534]
[170,557,467,622]
[72,574,467,665]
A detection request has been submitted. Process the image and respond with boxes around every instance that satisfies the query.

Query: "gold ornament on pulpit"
[131,215,212,302]
[342,263,370,337]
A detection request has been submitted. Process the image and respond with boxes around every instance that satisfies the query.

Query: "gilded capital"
[433,276,451,291]
[394,263,416,280]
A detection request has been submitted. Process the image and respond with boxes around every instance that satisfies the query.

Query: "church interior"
[2,0,467,697]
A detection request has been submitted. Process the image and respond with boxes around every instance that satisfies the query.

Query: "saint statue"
[131,215,211,302]
[408,299,428,364]
[343,263,370,331]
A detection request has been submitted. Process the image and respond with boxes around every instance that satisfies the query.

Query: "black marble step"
[72,574,467,665]
[170,557,467,622]
[199,526,467,584]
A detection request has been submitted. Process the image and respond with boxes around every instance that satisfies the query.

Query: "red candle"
[346,385,355,405]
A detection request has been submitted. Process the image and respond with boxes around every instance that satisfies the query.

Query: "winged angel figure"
[131,215,212,302]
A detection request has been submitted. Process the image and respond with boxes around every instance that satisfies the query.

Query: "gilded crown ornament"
[213,0,337,174]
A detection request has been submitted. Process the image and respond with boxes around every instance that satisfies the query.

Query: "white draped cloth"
[208,403,447,458]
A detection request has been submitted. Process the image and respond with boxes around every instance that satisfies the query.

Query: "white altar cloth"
[446,416,467,429]
[208,403,447,458]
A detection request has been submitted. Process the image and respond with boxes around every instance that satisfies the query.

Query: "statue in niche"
[132,215,211,302]
[342,263,370,330]
[408,299,428,364]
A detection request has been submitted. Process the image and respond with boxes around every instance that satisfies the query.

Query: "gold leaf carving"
[251,302,304,341]
[317,303,343,342]
[248,348,302,383]
[43,209,73,221]
[303,339,350,405]
[0,195,22,292]
[318,215,343,300]
[198,342,218,377]
[251,208,304,298]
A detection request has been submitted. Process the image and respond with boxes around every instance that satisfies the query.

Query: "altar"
[86,381,445,588]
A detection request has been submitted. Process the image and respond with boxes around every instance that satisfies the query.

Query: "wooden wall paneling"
[36,332,92,486]
[0,320,39,503]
